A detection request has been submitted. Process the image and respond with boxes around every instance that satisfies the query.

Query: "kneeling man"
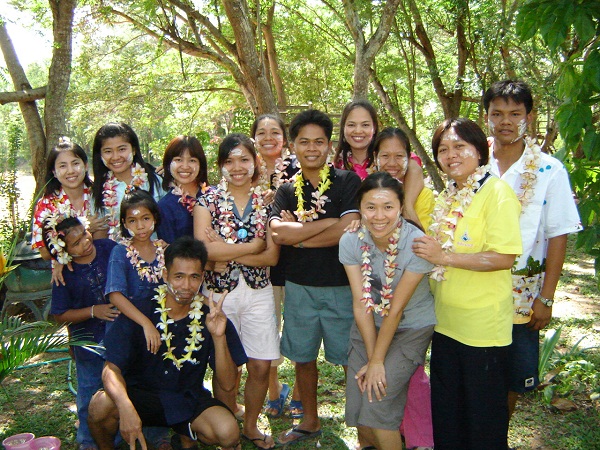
[88,236,246,450]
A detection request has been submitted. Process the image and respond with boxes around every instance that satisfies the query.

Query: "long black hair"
[333,100,379,171]
[44,138,92,196]
[91,122,162,210]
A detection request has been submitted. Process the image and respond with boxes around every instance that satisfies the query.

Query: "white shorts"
[204,276,280,361]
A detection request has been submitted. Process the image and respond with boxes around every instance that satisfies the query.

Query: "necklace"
[293,164,332,222]
[516,138,540,212]
[428,164,491,281]
[170,183,208,214]
[124,238,166,284]
[103,163,148,239]
[154,284,205,370]
[215,179,267,243]
[357,222,401,316]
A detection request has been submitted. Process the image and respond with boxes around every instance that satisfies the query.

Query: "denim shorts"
[508,323,540,393]
[280,282,353,365]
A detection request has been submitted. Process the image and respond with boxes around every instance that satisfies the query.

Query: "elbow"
[499,254,517,270]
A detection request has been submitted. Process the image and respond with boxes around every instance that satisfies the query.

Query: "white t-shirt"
[490,138,582,323]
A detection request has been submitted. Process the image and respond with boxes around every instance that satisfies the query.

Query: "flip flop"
[288,399,304,419]
[277,426,322,446]
[265,383,291,418]
[242,433,276,449]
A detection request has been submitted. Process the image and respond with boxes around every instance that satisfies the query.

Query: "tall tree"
[100,0,279,114]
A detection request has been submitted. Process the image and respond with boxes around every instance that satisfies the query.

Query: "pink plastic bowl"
[2,433,35,450]
[27,437,60,450]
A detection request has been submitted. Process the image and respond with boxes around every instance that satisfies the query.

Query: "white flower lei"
[154,285,205,370]
[357,222,401,316]
[124,238,166,284]
[516,137,541,212]
[428,164,491,281]
[293,164,332,222]
[215,179,267,243]
[103,163,148,240]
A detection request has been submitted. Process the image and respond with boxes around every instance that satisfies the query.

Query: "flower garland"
[124,238,166,283]
[215,179,267,243]
[154,284,205,370]
[516,138,541,212]
[170,183,209,214]
[56,187,91,216]
[257,151,292,191]
[293,164,332,222]
[357,222,401,316]
[103,163,148,239]
[428,164,491,282]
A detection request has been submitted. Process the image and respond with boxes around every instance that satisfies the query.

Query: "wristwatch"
[537,295,554,307]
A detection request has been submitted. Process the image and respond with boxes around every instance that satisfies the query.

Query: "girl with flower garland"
[194,133,280,450]
[43,216,119,450]
[157,135,210,243]
[32,138,107,284]
[333,100,427,228]
[104,188,171,449]
[339,172,436,450]
[91,122,165,241]
[251,114,303,419]
[412,118,522,449]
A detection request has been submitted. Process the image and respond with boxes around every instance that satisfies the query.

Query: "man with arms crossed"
[88,236,247,450]
[270,109,361,445]
[483,80,582,420]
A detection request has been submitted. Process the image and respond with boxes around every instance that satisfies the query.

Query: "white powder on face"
[126,152,134,164]
[511,119,528,143]
[101,156,110,167]
[230,147,243,157]
[487,119,496,135]
[371,193,388,200]
[169,161,177,174]
[221,167,232,182]
[126,228,135,237]
[459,148,478,159]
[248,163,255,178]
[149,222,155,231]
[130,209,141,216]
[443,128,461,142]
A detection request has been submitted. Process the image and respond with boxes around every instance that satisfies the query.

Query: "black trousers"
[430,332,509,450]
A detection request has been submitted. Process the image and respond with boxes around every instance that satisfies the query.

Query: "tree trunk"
[263,3,286,108]
[221,0,278,114]
[370,68,445,192]
[0,22,46,192]
[45,0,77,154]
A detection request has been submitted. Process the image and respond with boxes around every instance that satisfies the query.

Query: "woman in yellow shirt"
[413,118,522,450]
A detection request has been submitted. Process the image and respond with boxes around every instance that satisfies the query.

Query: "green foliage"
[517,0,600,285]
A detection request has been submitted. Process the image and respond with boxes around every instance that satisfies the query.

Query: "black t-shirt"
[269,167,360,286]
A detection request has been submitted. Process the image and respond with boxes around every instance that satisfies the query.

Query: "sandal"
[265,383,290,418]
[288,399,304,419]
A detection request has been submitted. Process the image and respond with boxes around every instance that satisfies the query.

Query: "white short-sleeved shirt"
[490,139,582,323]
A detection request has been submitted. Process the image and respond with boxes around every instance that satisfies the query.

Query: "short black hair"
[431,118,489,170]
[216,133,260,182]
[162,135,208,191]
[119,189,161,238]
[289,109,333,141]
[483,80,533,114]
[165,236,208,271]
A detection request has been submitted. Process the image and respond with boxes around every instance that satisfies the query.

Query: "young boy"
[269,109,361,445]
[483,80,582,418]
[45,216,120,450]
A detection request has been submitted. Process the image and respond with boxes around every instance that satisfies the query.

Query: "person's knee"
[215,418,240,448]
[247,358,271,378]
[88,391,117,424]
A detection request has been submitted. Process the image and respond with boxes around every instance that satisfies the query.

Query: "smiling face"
[436,127,481,187]
[64,225,95,260]
[170,149,200,188]
[53,151,87,190]
[376,137,409,182]
[292,124,331,173]
[254,118,285,160]
[344,107,375,154]
[124,205,155,241]
[360,188,402,242]
[100,136,134,175]
[485,97,532,146]
[221,146,256,188]
[165,257,204,306]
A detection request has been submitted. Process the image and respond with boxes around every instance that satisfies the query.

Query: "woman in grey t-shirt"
[339,172,435,450]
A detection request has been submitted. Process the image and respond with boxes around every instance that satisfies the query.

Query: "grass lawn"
[1,237,598,449]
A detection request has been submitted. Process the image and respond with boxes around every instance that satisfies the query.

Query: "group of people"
[33,79,582,450]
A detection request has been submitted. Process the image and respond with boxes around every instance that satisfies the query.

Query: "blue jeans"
[75,353,105,447]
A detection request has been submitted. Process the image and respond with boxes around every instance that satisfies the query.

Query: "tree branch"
[0,86,47,105]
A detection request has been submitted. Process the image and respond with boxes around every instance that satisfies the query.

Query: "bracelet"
[91,305,95,319]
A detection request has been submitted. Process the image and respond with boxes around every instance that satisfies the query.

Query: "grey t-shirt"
[339,220,436,330]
